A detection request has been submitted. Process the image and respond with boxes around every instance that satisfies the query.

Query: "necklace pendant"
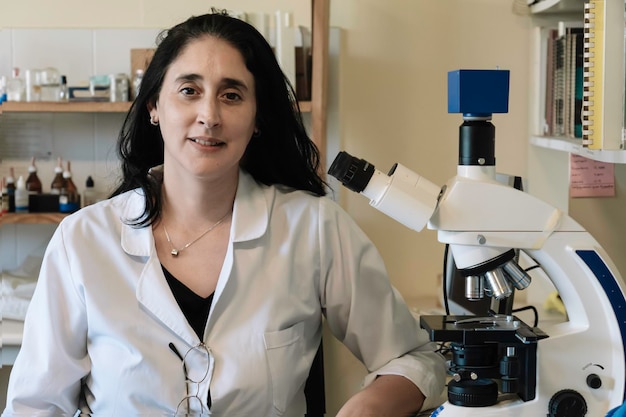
[170,248,179,257]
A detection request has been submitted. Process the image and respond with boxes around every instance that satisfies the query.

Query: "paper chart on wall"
[569,153,615,197]
[0,113,53,161]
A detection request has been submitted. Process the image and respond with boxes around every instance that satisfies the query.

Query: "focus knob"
[586,373,602,389]
[548,389,587,417]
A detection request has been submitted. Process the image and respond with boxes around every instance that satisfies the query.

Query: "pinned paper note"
[569,154,615,197]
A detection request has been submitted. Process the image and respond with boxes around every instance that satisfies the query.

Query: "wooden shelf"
[1,212,67,224]
[0,100,313,114]
[530,135,626,164]
[0,101,132,113]
[530,0,584,15]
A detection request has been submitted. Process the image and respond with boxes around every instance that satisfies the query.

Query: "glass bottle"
[50,158,65,195]
[6,67,25,102]
[132,69,144,100]
[6,167,16,212]
[59,161,80,213]
[59,75,69,102]
[25,157,43,194]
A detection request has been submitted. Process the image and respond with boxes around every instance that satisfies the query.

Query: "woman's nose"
[197,97,221,128]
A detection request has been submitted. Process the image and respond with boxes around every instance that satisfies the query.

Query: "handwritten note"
[570,154,615,198]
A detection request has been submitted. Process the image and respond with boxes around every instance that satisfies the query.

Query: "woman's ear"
[147,100,156,117]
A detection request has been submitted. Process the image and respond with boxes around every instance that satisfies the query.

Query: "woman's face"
[149,35,257,183]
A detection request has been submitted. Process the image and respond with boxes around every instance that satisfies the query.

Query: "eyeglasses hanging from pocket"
[169,342,214,416]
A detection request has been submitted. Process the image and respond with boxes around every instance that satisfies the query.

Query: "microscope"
[328,70,626,416]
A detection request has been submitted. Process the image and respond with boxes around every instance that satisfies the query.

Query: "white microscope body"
[328,69,626,416]
[428,164,626,416]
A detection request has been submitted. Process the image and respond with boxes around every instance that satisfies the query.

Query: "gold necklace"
[163,211,231,257]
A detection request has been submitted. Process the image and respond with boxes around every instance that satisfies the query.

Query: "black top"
[162,265,213,340]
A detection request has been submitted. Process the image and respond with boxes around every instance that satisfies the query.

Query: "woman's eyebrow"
[174,73,249,91]
[220,77,250,91]
[174,73,203,83]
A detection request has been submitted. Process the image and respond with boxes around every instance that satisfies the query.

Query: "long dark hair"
[111,10,327,227]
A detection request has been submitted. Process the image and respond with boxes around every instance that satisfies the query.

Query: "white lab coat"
[3,171,445,417]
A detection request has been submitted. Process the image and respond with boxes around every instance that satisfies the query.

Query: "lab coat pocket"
[263,321,306,415]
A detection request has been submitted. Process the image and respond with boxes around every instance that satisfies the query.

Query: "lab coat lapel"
[120,190,198,345]
[208,172,270,326]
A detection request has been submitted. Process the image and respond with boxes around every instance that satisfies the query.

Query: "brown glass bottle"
[50,158,65,195]
[59,161,80,213]
[25,157,43,194]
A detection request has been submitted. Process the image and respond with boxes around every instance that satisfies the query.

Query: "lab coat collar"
[231,170,270,243]
[119,169,270,257]
[118,169,271,345]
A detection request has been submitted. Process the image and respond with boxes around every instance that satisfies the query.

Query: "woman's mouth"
[190,137,224,146]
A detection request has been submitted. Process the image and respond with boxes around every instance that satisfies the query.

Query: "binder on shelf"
[545,24,582,139]
[544,29,557,136]
[582,0,625,150]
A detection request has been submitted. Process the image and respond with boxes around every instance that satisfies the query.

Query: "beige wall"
[331,1,532,302]
[12,1,622,415]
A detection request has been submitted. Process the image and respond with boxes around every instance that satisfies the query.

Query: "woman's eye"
[223,92,242,101]
[180,87,197,96]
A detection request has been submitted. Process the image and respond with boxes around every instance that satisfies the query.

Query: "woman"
[3,11,445,417]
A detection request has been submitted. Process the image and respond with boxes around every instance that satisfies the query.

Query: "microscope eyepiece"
[328,151,376,193]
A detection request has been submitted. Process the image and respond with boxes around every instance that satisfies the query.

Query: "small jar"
[40,67,61,102]
[109,73,129,102]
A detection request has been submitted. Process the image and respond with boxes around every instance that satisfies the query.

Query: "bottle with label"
[6,167,16,212]
[14,176,29,213]
[59,161,80,213]
[50,158,65,195]
[25,157,43,194]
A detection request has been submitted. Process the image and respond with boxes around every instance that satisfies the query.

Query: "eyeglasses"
[169,342,214,416]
